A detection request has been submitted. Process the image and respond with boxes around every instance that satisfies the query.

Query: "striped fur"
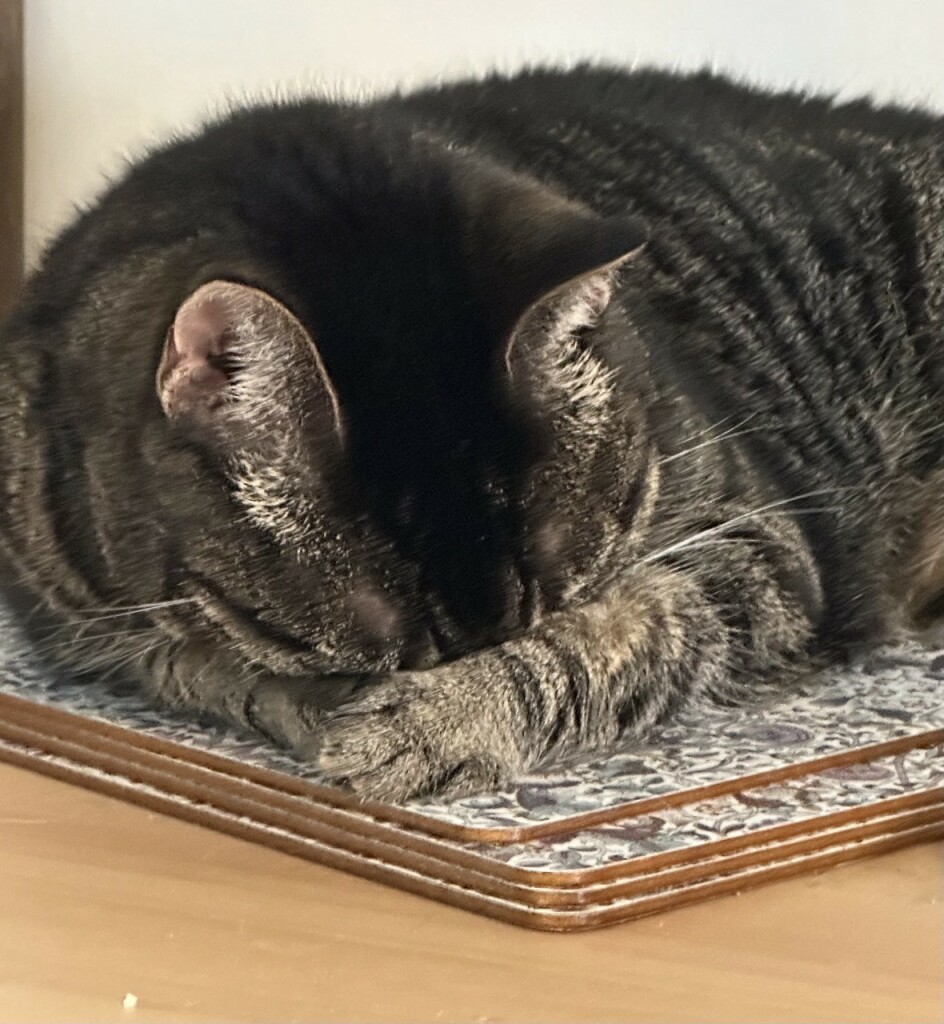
[2,66,943,799]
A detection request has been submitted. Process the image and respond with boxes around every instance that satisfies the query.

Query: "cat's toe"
[316,710,447,801]
[315,680,515,801]
[319,732,509,801]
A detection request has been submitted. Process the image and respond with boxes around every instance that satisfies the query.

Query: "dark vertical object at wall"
[0,0,23,320]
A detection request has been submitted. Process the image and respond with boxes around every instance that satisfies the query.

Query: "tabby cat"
[2,66,943,800]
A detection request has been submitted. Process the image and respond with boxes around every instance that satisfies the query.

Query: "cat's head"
[20,108,650,678]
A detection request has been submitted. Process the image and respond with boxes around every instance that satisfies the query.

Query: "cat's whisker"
[28,628,157,658]
[658,424,769,465]
[636,490,844,569]
[95,638,166,685]
[659,411,762,459]
[683,411,759,443]
[27,599,198,637]
[72,599,198,616]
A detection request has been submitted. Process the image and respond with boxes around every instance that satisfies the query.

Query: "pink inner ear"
[158,282,243,418]
[157,279,345,440]
[174,285,234,362]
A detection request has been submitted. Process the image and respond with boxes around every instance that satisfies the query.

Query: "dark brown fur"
[2,65,943,799]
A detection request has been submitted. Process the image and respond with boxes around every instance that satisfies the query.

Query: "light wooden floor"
[1,762,941,1023]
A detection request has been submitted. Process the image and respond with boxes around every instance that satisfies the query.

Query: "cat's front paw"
[315,671,523,802]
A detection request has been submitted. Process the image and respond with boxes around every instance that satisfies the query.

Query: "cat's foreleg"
[311,567,726,800]
[251,526,819,800]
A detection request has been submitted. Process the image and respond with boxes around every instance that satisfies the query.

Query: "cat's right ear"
[157,280,343,446]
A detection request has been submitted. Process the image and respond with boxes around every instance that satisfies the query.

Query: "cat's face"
[150,267,643,680]
[47,123,649,681]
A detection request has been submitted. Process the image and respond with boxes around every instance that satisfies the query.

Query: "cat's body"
[2,66,943,799]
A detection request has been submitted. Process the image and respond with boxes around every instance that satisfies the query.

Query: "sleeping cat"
[2,65,943,800]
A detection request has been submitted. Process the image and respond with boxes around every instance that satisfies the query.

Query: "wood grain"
[0,761,940,1023]
[0,0,23,319]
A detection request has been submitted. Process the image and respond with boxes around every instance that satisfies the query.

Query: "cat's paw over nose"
[314,673,518,802]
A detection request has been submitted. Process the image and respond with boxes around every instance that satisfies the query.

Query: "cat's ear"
[157,280,343,444]
[461,166,648,335]
[502,256,637,382]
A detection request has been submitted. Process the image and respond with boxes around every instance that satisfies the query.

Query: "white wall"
[24,0,944,267]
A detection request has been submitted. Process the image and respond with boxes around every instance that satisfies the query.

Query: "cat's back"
[398,64,942,176]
